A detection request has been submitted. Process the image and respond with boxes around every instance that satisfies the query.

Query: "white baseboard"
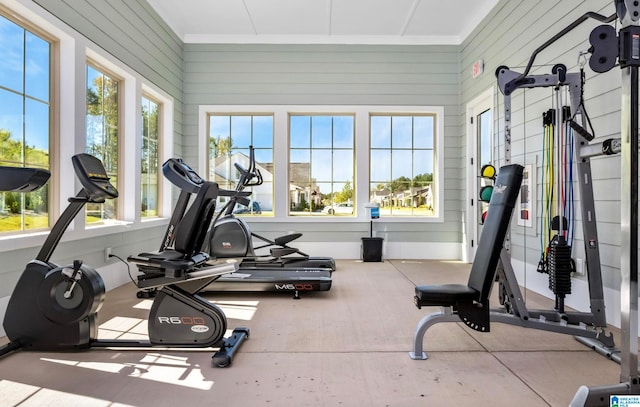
[294,241,461,260]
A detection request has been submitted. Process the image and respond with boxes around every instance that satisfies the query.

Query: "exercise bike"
[0,153,248,367]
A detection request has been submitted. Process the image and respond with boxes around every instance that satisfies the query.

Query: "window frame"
[288,113,356,217]
[0,7,57,236]
[369,112,439,218]
[0,1,175,251]
[206,113,275,217]
[85,59,123,225]
[199,105,444,223]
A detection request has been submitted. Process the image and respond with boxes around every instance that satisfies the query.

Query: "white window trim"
[0,0,174,252]
[198,105,444,223]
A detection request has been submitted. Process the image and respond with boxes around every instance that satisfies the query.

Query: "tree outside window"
[141,96,159,218]
[86,64,118,224]
[0,15,51,233]
[370,114,435,217]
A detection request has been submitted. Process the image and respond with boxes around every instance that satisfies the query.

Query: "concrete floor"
[0,259,628,406]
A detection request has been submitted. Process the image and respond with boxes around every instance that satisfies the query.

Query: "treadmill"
[156,153,333,298]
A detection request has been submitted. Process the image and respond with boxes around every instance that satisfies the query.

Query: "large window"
[141,95,160,218]
[289,114,354,216]
[199,106,443,222]
[0,14,51,233]
[370,114,436,217]
[86,63,119,225]
[208,114,273,215]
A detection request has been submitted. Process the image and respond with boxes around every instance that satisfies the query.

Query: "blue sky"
[0,16,50,152]
[210,113,434,192]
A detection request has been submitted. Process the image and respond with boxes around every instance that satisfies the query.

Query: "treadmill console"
[71,153,119,202]
[162,158,203,194]
[0,167,51,192]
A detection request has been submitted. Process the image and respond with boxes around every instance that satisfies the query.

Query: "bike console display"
[71,153,119,202]
[0,167,51,192]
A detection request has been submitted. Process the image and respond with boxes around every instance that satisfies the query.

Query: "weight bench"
[409,164,524,360]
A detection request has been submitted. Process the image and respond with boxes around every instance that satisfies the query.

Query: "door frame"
[465,87,494,263]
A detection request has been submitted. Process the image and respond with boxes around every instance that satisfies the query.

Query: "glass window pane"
[413,150,433,176]
[0,16,51,234]
[231,116,251,147]
[316,181,332,198]
[333,116,354,148]
[86,64,118,225]
[141,96,159,218]
[290,114,355,216]
[289,149,310,185]
[0,90,24,164]
[254,148,272,167]
[333,150,352,182]
[478,109,492,166]
[0,17,24,92]
[311,149,331,181]
[252,115,273,148]
[370,116,390,148]
[370,149,390,182]
[392,116,412,148]
[391,149,412,179]
[210,115,233,163]
[209,114,274,216]
[414,116,434,149]
[311,116,332,148]
[25,32,49,102]
[24,98,49,167]
[290,115,310,148]
[370,113,439,218]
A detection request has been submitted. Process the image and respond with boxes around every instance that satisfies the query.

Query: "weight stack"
[547,236,572,297]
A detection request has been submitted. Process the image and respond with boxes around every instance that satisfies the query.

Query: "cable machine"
[410,2,640,403]
[497,1,640,403]
[494,64,615,348]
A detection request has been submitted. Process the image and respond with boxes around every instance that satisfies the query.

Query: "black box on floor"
[361,237,383,262]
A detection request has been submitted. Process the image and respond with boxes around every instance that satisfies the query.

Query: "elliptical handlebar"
[233,146,263,189]
[162,158,204,194]
[220,146,262,216]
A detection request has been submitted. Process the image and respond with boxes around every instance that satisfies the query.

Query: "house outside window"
[370,114,436,217]
[0,14,51,233]
[289,114,354,216]
[86,63,119,225]
[208,114,273,215]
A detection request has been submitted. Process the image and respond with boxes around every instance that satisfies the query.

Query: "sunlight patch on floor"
[0,379,136,406]
[40,354,214,390]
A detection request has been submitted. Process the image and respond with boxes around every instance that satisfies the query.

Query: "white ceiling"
[146,0,500,45]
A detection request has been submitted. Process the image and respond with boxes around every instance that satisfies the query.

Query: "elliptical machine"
[209,146,335,271]
[151,148,333,299]
[0,153,248,367]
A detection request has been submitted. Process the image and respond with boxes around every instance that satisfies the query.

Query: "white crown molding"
[183,34,461,45]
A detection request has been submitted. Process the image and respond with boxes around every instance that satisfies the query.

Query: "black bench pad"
[414,284,478,307]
